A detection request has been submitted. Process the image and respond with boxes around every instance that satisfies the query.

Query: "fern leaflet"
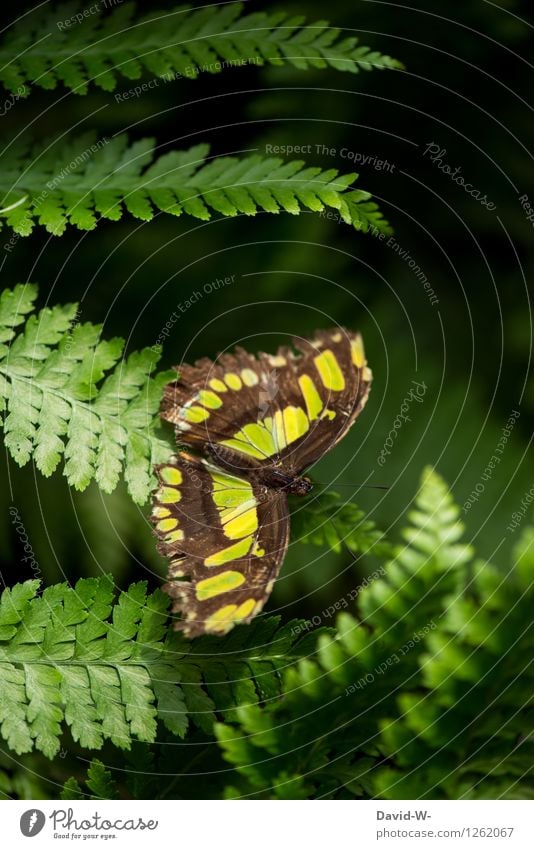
[61,759,118,800]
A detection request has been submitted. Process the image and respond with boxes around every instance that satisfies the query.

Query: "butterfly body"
[152,328,372,636]
[255,468,313,496]
[206,440,313,495]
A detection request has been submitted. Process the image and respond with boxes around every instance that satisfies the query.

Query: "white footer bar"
[4,799,533,848]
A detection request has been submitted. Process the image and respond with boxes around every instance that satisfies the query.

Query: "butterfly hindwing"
[151,452,289,636]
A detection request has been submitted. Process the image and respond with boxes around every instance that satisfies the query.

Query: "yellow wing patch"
[241,368,259,386]
[209,378,227,393]
[152,465,186,547]
[223,508,258,539]
[165,528,184,543]
[183,405,210,423]
[156,517,178,532]
[208,467,259,556]
[224,372,242,390]
[279,405,309,444]
[314,349,346,391]
[204,536,253,566]
[198,389,222,409]
[153,505,171,519]
[204,598,258,633]
[196,570,245,600]
[351,335,366,367]
[298,373,323,420]
[160,466,183,485]
[159,486,181,504]
[219,405,310,459]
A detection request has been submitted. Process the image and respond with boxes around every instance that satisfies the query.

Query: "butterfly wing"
[161,327,371,475]
[285,327,372,470]
[151,452,289,636]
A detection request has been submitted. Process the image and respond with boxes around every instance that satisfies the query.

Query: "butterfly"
[151,327,372,636]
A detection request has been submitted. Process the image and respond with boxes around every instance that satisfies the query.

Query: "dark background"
[0,0,532,628]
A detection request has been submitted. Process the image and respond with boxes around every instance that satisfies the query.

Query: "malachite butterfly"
[151,328,372,636]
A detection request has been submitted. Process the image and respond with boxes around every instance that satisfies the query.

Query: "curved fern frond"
[0,283,174,504]
[216,469,534,800]
[0,2,403,97]
[0,134,391,237]
[0,575,325,759]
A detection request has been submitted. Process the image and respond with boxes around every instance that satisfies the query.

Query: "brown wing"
[151,452,289,636]
[284,327,372,469]
[160,327,372,475]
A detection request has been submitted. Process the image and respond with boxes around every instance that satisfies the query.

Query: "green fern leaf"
[0,284,174,504]
[291,490,392,557]
[0,575,325,758]
[0,134,391,236]
[61,759,118,800]
[60,777,84,801]
[86,759,119,800]
[0,3,402,97]
[215,468,534,800]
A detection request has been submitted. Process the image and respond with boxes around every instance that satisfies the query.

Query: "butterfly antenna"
[313,482,391,491]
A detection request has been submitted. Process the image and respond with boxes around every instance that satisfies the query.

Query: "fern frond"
[291,491,392,557]
[374,534,534,799]
[0,134,391,237]
[0,284,174,504]
[0,575,325,759]
[217,469,534,799]
[61,759,118,800]
[60,777,84,801]
[0,3,403,97]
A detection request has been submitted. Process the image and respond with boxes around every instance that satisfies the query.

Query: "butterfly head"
[287,474,313,497]
[258,466,313,496]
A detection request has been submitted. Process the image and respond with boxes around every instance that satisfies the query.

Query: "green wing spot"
[204,537,254,567]
[298,374,324,420]
[196,570,246,600]
[220,406,310,459]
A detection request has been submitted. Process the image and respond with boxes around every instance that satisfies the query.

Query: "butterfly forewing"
[160,328,371,474]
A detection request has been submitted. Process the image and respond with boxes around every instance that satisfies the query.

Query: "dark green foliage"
[0,2,402,97]
[290,490,393,557]
[216,469,534,799]
[0,134,390,237]
[0,573,328,759]
[2,462,531,800]
[0,284,174,503]
[0,0,528,806]
[61,759,118,800]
